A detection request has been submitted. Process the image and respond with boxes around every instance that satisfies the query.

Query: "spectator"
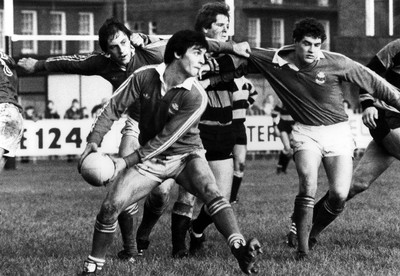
[44,100,60,119]
[262,94,276,115]
[64,99,83,119]
[81,107,90,119]
[24,105,41,121]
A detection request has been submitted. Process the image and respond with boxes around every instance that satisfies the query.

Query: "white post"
[389,0,393,36]
[4,0,14,54]
[225,0,235,37]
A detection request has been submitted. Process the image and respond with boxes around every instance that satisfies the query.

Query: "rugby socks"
[118,203,138,255]
[191,205,213,235]
[310,197,345,239]
[230,172,244,203]
[90,216,118,260]
[171,205,192,255]
[206,196,242,240]
[293,195,314,255]
[312,191,329,223]
[136,192,169,248]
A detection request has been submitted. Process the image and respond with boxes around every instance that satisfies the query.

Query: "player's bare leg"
[348,140,394,199]
[231,144,247,203]
[115,135,142,261]
[81,168,160,275]
[190,158,234,255]
[309,155,352,249]
[176,155,261,275]
[292,150,319,259]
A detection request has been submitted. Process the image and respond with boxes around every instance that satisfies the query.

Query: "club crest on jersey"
[315,72,326,84]
[169,102,179,114]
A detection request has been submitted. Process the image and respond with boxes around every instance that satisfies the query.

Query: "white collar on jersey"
[156,63,195,96]
[272,44,325,67]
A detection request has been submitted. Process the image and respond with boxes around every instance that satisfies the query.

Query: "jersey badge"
[169,102,179,114]
[315,72,326,84]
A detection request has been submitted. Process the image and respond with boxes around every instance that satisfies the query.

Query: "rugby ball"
[80,152,115,187]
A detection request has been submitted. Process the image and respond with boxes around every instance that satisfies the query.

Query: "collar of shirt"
[155,63,195,96]
[272,44,325,69]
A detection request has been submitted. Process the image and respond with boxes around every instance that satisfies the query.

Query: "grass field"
[1,156,400,276]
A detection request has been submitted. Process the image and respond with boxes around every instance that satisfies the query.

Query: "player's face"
[295,36,322,66]
[178,46,207,78]
[107,30,133,66]
[204,14,229,42]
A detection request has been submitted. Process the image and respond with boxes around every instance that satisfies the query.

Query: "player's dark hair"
[292,18,326,43]
[98,17,132,52]
[164,30,209,64]
[194,2,230,32]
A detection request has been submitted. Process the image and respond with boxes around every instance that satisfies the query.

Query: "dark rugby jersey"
[219,45,400,126]
[87,64,207,161]
[0,52,20,111]
[359,39,400,114]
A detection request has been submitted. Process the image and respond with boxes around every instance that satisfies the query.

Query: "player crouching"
[77,29,262,275]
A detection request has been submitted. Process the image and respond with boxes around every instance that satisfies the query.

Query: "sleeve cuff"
[35,60,46,72]
[360,99,375,111]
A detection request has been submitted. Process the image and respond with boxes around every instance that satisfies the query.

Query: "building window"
[0,10,4,51]
[21,10,38,54]
[248,18,260,48]
[50,11,66,55]
[148,21,157,35]
[272,19,284,48]
[318,0,329,6]
[319,20,330,50]
[131,21,145,33]
[271,0,283,4]
[365,0,375,36]
[79,12,94,53]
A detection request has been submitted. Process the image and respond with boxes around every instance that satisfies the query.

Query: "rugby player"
[0,52,23,174]
[77,29,262,275]
[288,38,400,248]
[207,18,400,259]
[17,17,250,262]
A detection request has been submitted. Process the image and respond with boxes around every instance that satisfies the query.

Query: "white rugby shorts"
[135,149,207,182]
[291,121,355,157]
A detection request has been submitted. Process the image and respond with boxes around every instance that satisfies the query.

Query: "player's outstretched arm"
[17,57,39,74]
[78,142,98,173]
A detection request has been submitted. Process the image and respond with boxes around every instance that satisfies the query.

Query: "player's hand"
[17,57,38,73]
[130,33,145,47]
[362,106,378,129]
[108,156,127,182]
[199,79,211,89]
[233,42,251,58]
[78,142,98,173]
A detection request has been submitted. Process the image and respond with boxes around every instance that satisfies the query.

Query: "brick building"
[0,0,124,118]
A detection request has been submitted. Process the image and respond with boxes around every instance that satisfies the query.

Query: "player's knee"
[326,194,346,211]
[98,201,120,224]
[238,162,245,172]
